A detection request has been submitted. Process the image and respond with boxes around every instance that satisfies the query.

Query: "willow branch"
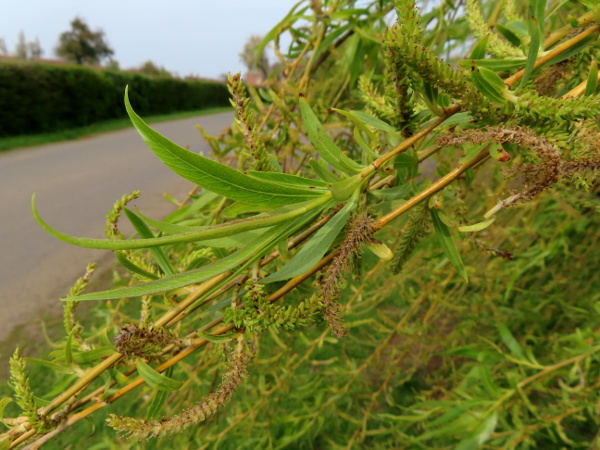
[505,25,600,88]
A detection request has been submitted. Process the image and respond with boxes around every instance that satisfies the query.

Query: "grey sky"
[1,1,296,79]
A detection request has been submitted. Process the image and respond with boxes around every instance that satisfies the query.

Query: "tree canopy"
[55,17,113,65]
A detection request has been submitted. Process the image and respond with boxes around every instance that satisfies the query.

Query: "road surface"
[0,112,232,342]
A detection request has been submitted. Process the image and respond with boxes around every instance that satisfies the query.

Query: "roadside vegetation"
[0,106,231,153]
[2,0,599,448]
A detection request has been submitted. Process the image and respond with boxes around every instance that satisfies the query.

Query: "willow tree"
[3,0,600,448]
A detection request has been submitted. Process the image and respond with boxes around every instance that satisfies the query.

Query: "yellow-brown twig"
[504,25,600,88]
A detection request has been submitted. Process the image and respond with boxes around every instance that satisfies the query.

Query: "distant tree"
[137,60,171,77]
[239,35,270,78]
[15,31,28,59]
[0,38,7,55]
[29,37,43,59]
[55,17,113,65]
[13,32,43,59]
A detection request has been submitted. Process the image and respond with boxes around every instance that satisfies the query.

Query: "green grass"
[0,106,232,153]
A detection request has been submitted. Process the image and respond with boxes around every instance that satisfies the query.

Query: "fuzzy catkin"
[320,212,374,338]
[107,337,251,439]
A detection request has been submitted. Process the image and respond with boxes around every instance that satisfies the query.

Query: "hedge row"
[0,61,230,137]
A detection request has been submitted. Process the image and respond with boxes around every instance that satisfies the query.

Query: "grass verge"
[0,106,232,153]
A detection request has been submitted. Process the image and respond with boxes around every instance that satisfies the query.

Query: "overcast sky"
[0,0,296,79]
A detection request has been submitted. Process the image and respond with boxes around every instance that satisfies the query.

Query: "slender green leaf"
[195,330,235,343]
[64,329,79,371]
[33,194,328,250]
[498,324,527,360]
[246,171,329,189]
[136,360,182,392]
[146,369,173,420]
[255,1,308,67]
[470,36,489,59]
[115,252,159,280]
[517,17,541,91]
[585,60,598,96]
[494,24,522,47]
[459,142,488,164]
[418,412,479,441]
[458,216,496,232]
[395,151,419,180]
[353,126,379,159]
[262,191,359,283]
[543,34,597,68]
[478,366,500,396]
[349,110,398,133]
[72,347,115,365]
[63,199,334,301]
[438,112,473,127]
[530,0,547,39]
[312,23,353,63]
[459,58,526,72]
[133,208,197,234]
[162,191,219,223]
[124,208,175,275]
[299,95,364,174]
[430,209,468,282]
[329,173,365,201]
[309,158,340,182]
[472,67,508,104]
[125,87,322,206]
[24,358,74,374]
[369,184,411,201]
[456,412,498,450]
[376,408,441,423]
[0,398,13,423]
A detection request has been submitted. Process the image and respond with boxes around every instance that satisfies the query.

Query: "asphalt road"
[0,112,232,341]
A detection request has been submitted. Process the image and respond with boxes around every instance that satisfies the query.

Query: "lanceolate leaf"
[246,171,329,189]
[458,216,496,232]
[63,200,334,301]
[33,194,330,250]
[195,330,235,343]
[309,158,340,183]
[331,108,397,133]
[136,360,182,392]
[133,208,198,235]
[115,252,159,280]
[430,209,468,282]
[124,208,175,276]
[459,58,526,72]
[471,67,508,104]
[255,1,308,68]
[299,94,365,174]
[585,60,598,96]
[495,24,522,47]
[125,87,322,206]
[262,191,360,283]
[517,17,541,91]
[146,367,174,420]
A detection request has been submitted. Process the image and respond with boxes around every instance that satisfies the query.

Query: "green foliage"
[55,17,113,65]
[0,60,229,137]
[2,0,600,448]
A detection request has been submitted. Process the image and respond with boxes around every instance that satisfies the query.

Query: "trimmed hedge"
[0,61,230,137]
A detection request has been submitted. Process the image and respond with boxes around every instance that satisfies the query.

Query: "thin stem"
[373,150,490,230]
[562,69,600,98]
[504,25,600,88]
[372,105,460,170]
[544,11,597,49]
